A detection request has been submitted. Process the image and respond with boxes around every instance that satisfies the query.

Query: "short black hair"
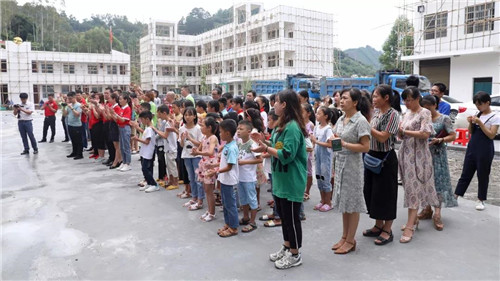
[406,75,420,87]
[173,100,183,108]
[222,92,233,100]
[208,100,220,112]
[247,90,256,98]
[140,102,151,111]
[196,100,207,111]
[47,93,55,97]
[401,86,421,101]
[298,90,309,100]
[212,87,222,96]
[269,94,276,103]
[220,119,237,137]
[67,92,76,98]
[157,104,170,114]
[238,120,253,130]
[75,89,83,94]
[218,97,227,108]
[139,110,153,120]
[223,111,239,124]
[232,96,244,107]
[244,100,259,110]
[433,82,447,93]
[19,93,28,99]
[183,99,194,108]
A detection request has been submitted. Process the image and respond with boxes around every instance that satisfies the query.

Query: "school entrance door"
[473,77,492,97]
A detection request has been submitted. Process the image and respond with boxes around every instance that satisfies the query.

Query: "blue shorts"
[238,181,258,210]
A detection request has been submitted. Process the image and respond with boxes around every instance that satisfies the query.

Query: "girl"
[302,103,315,201]
[256,96,270,130]
[179,107,204,210]
[115,94,133,171]
[419,95,457,230]
[455,92,499,210]
[310,106,334,212]
[193,117,219,222]
[362,85,401,245]
[331,88,371,254]
[173,100,191,198]
[245,108,267,208]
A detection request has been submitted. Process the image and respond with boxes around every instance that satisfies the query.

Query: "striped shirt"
[370,108,400,152]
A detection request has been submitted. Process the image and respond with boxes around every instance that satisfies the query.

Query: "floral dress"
[196,135,218,185]
[429,114,458,207]
[398,108,439,209]
[332,111,371,213]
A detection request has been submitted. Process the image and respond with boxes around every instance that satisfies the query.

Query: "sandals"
[202,213,216,222]
[182,200,196,207]
[239,218,250,225]
[177,190,186,197]
[400,227,415,243]
[363,225,383,237]
[267,200,274,206]
[303,193,310,201]
[264,219,282,227]
[259,214,274,221]
[433,215,444,231]
[374,229,394,246]
[217,224,229,235]
[218,227,238,238]
[188,203,203,210]
[319,204,333,212]
[332,236,346,250]
[418,206,433,220]
[313,203,324,210]
[242,223,257,233]
[400,218,420,231]
[334,240,356,254]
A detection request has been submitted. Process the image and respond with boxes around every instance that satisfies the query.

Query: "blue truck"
[251,71,431,102]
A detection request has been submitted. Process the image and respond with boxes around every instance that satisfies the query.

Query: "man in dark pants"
[14,93,38,155]
[64,92,83,160]
[59,94,70,142]
[39,93,58,143]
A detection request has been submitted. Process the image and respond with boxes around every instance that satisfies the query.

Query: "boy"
[151,105,179,190]
[211,119,239,238]
[195,100,207,120]
[219,97,228,117]
[132,111,159,192]
[237,120,262,233]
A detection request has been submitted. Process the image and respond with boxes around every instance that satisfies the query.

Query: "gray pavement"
[2,112,500,280]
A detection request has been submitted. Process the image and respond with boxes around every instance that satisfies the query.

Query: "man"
[431,82,451,115]
[406,75,420,88]
[211,87,222,100]
[39,93,58,143]
[180,86,195,105]
[64,92,83,160]
[75,90,89,149]
[164,91,176,112]
[14,93,38,155]
[246,90,256,102]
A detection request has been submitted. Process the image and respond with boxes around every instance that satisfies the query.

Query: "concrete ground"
[2,112,499,280]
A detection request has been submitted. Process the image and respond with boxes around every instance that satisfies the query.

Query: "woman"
[88,93,106,161]
[398,86,439,243]
[362,85,401,245]
[106,93,122,169]
[330,88,371,254]
[455,92,500,211]
[333,90,341,109]
[252,89,307,270]
[419,95,457,230]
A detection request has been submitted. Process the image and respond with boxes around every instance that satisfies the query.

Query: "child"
[179,107,204,210]
[207,100,220,114]
[196,100,207,120]
[231,96,244,121]
[151,105,179,190]
[310,106,334,211]
[213,119,240,237]
[132,111,159,192]
[193,117,219,222]
[237,120,262,233]
[302,103,316,201]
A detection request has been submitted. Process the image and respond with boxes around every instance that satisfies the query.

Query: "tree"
[379,16,414,73]
[200,65,208,95]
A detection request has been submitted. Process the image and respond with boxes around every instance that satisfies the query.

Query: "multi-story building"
[0,40,130,104]
[140,3,334,95]
[402,0,499,101]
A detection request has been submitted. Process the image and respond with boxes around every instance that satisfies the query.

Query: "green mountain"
[343,45,382,70]
[334,48,377,77]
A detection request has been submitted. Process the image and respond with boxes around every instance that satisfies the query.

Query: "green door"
[473,77,492,96]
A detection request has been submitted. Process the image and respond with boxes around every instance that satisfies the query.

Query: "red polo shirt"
[79,98,88,123]
[43,100,58,117]
[117,105,131,128]
[89,107,99,129]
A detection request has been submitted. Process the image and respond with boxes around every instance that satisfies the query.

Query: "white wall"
[450,53,500,101]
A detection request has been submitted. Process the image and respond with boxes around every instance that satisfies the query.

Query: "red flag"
[109,26,113,44]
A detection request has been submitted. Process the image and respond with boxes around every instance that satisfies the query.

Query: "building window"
[107,65,117,75]
[288,60,294,67]
[197,46,202,57]
[225,60,234,72]
[466,2,495,34]
[213,62,222,74]
[88,64,98,74]
[204,43,211,55]
[120,65,126,75]
[61,85,71,94]
[63,64,75,74]
[41,85,54,98]
[32,61,38,73]
[250,55,262,69]
[424,12,448,40]
[267,53,279,67]
[250,28,262,44]
[41,62,54,73]
[237,57,246,71]
[160,45,174,56]
[267,28,278,40]
[237,32,246,47]
[1,59,6,72]
[161,66,174,76]
[156,24,170,37]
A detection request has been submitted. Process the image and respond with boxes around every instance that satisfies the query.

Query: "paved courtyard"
[2,112,499,280]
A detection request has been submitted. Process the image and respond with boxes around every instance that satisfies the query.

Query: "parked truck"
[251,71,432,102]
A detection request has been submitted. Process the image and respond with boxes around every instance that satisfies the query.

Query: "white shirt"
[260,110,268,130]
[17,101,34,121]
[218,140,239,185]
[178,125,203,158]
[140,127,156,160]
[238,139,260,183]
[479,112,500,129]
[314,124,334,152]
[165,120,178,153]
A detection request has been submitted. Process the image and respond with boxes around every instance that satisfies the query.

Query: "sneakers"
[274,251,302,269]
[33,150,38,154]
[139,185,148,191]
[145,185,160,193]
[21,150,29,155]
[116,163,125,171]
[475,200,485,211]
[120,164,131,172]
[269,245,288,262]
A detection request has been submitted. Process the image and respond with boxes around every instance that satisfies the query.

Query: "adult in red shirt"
[39,93,59,143]
[76,90,89,149]
[114,94,133,171]
[105,93,123,169]
[86,93,106,160]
